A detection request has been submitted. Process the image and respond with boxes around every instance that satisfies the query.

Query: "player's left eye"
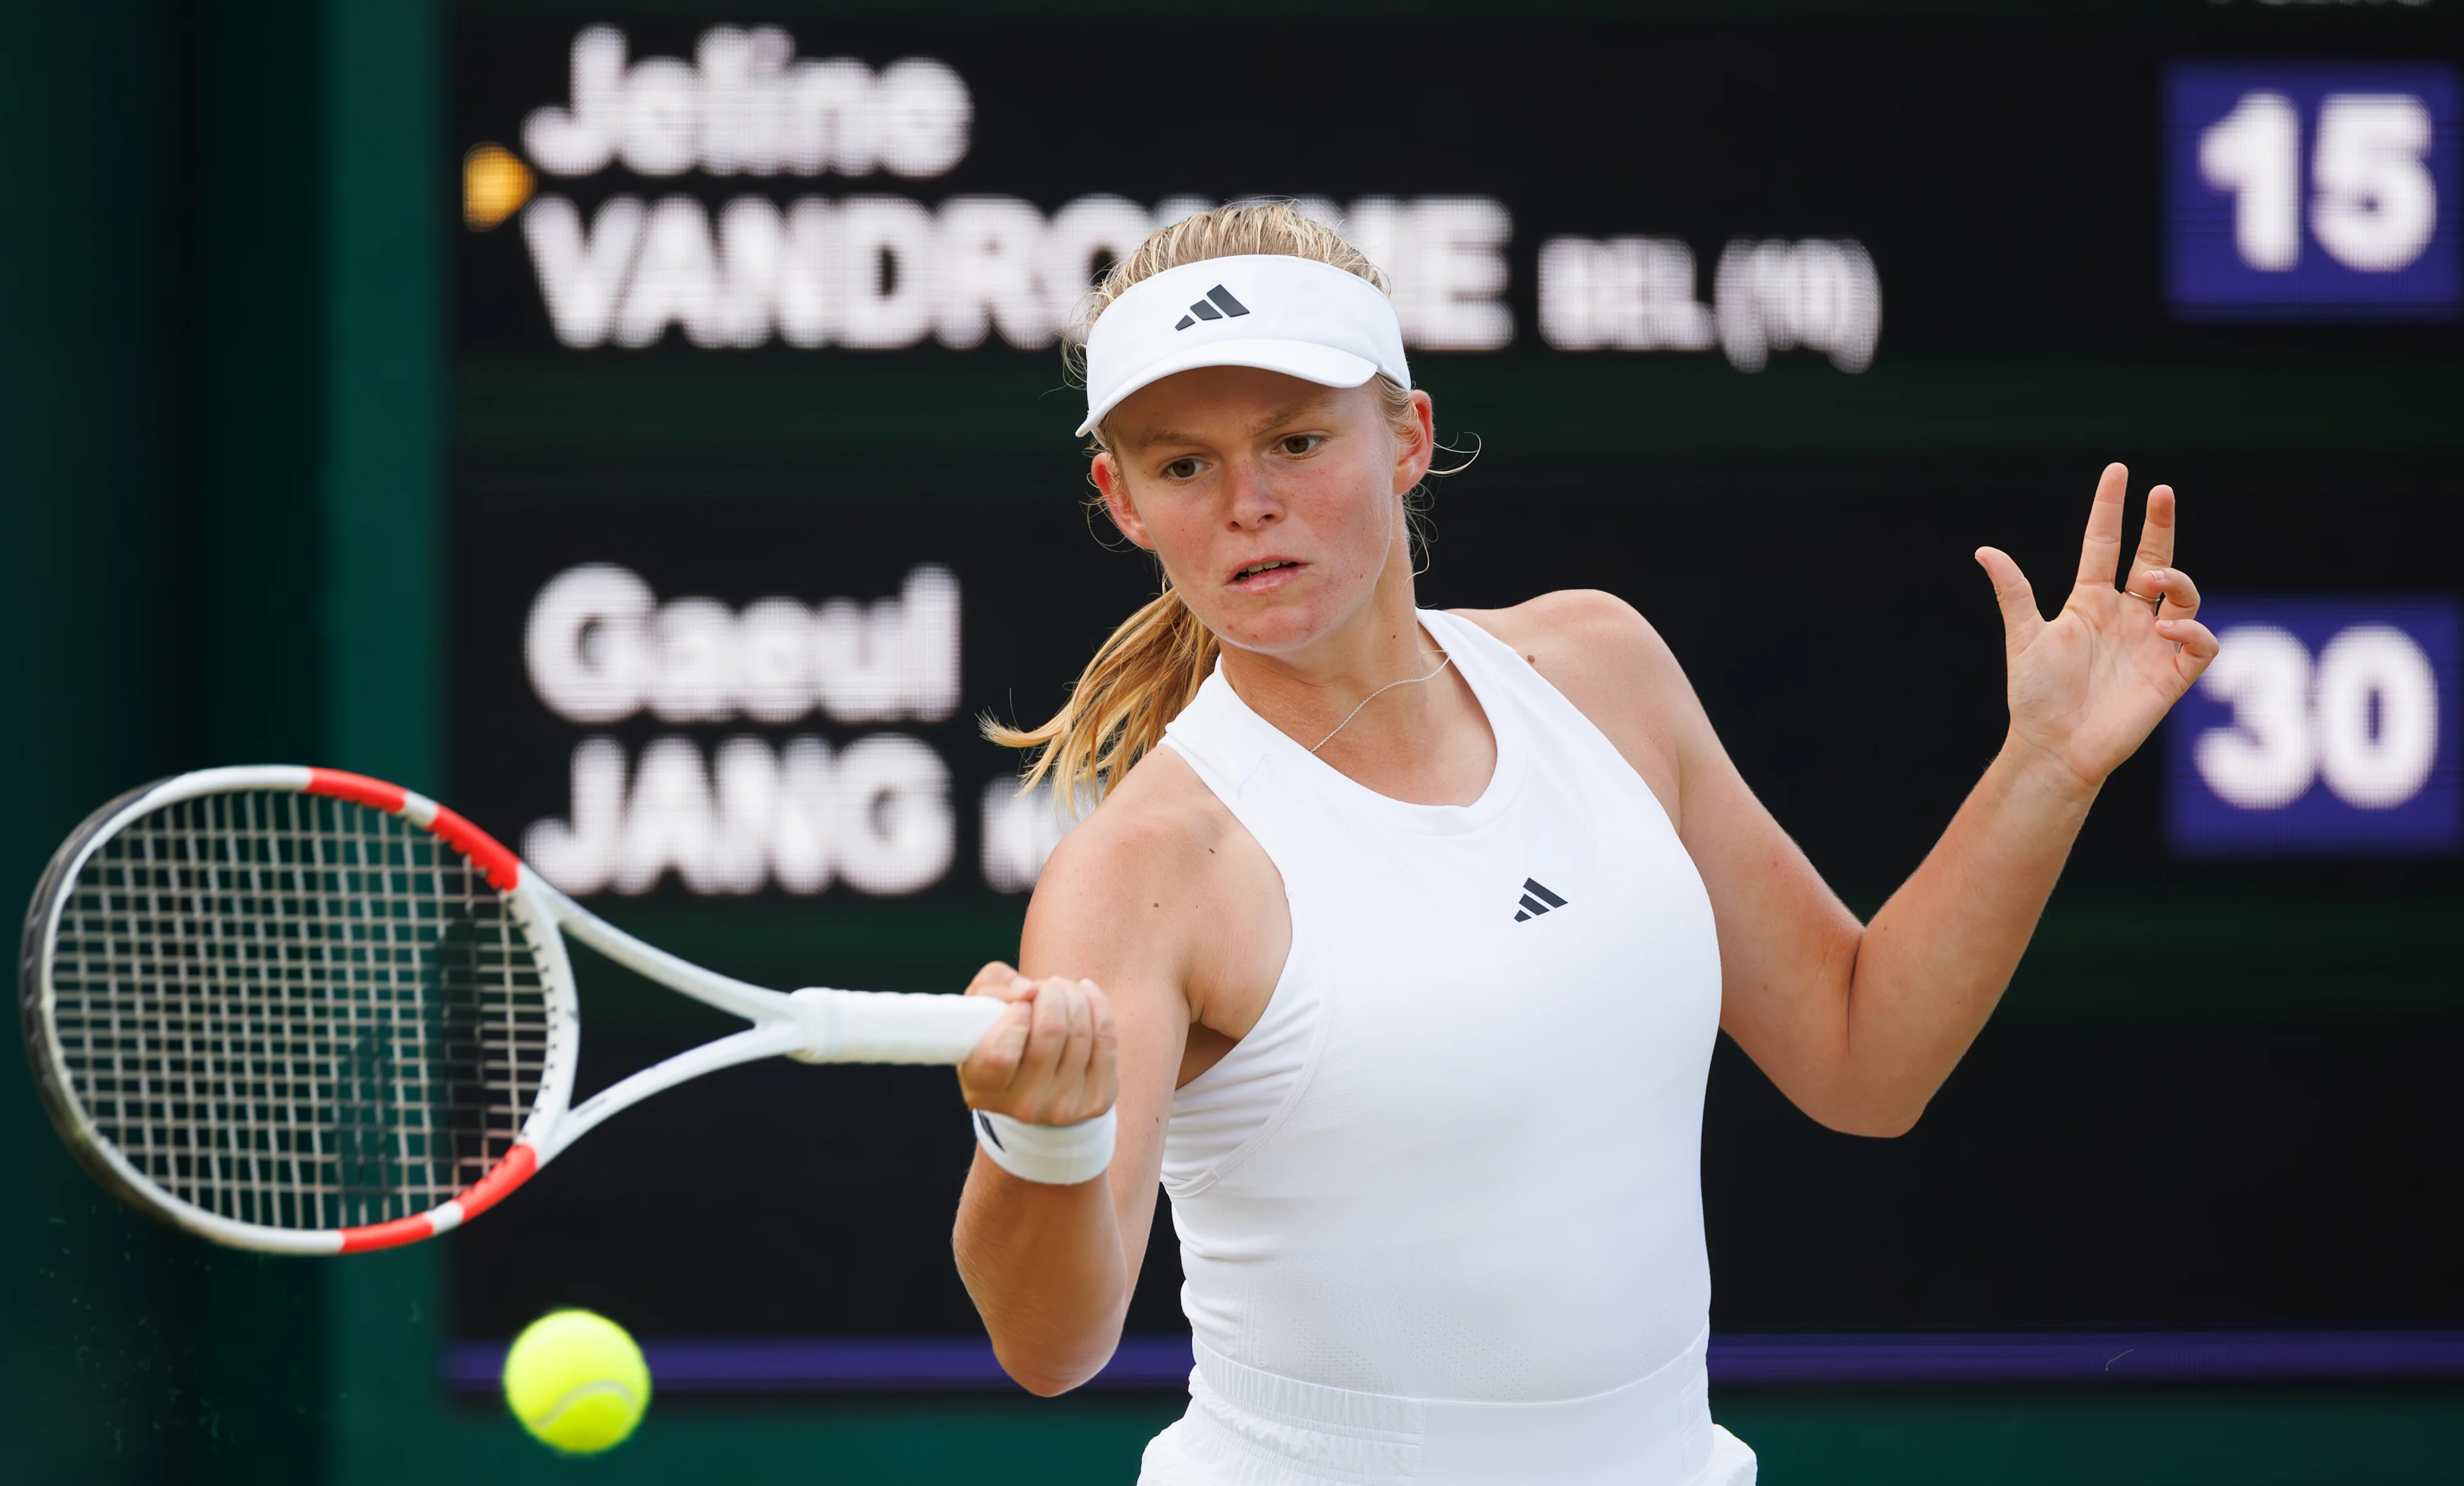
[1278,434,1322,456]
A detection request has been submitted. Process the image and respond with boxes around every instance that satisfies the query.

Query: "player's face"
[1092,365,1430,658]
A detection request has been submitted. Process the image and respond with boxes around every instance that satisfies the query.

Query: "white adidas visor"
[1075,254,1411,438]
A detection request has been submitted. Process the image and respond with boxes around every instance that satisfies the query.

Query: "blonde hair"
[985,202,1424,805]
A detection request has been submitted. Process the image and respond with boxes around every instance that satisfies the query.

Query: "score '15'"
[2202,90,2438,274]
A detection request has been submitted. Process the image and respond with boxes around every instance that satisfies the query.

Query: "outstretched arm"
[1487,464,2220,1136]
[1691,463,2221,1134]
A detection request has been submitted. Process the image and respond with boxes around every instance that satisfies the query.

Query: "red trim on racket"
[303,767,522,891]
[454,1142,538,1222]
[304,768,406,814]
[429,804,522,891]
[334,1145,540,1252]
[338,1213,440,1253]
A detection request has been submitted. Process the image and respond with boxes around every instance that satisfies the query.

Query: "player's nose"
[1222,459,1284,528]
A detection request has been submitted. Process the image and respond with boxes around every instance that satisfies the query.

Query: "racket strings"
[49,790,553,1231]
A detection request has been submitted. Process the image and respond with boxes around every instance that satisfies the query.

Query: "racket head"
[19,766,580,1254]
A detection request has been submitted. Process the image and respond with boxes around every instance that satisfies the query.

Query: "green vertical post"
[183,0,336,1476]
[319,0,451,1478]
[321,0,443,787]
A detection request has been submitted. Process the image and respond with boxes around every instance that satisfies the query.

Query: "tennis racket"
[19,765,1007,1256]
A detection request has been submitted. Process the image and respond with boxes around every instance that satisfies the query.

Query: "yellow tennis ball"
[501,1308,651,1455]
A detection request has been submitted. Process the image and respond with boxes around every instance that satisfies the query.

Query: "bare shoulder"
[1032,746,1222,891]
[1020,743,1288,1034]
[1027,746,1226,946]
[1453,589,1678,673]
[1449,590,1706,818]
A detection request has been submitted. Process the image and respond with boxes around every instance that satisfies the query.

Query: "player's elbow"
[1006,1366,1082,1399]
[1813,1089,1931,1139]
[1823,1107,1922,1139]
[1783,1050,1946,1138]
[993,1337,1118,1397]
[979,1295,1129,1398]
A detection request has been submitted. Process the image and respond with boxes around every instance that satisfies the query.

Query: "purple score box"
[2166,61,2461,321]
[2165,595,2460,859]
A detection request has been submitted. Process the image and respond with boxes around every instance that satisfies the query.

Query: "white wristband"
[971,1107,1116,1186]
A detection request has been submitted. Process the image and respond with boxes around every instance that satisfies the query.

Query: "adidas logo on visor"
[1174,285,1251,331]
[1513,878,1568,923]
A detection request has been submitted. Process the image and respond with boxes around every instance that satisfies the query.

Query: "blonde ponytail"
[984,583,1219,798]
[985,201,1412,804]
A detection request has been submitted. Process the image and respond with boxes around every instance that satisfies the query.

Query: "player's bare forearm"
[950,832,1193,1396]
[949,959,1144,1393]
[954,1156,1135,1395]
[1708,466,2213,1135]
[1830,738,2094,1131]
[1707,739,2092,1137]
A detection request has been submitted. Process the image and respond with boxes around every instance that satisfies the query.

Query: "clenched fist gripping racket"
[20,767,1005,1255]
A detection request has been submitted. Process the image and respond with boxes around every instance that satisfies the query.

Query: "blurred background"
[5,1,2460,1482]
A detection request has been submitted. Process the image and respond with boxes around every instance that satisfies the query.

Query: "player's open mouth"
[1231,559,1303,590]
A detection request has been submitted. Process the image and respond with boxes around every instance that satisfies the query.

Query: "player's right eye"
[1162,457,1202,481]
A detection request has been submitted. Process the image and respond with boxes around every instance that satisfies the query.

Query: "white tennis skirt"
[1137,1325,1758,1486]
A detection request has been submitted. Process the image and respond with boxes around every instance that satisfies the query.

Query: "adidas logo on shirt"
[1174,285,1251,330]
[1513,878,1568,923]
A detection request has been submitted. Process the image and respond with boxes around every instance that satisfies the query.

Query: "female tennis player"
[946,205,2217,1485]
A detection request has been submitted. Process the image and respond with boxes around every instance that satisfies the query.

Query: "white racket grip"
[787,988,1009,1065]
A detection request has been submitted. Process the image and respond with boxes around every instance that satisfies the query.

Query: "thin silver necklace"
[1308,649,1455,754]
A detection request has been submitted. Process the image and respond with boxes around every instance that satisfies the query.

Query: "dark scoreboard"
[449,1,2463,1377]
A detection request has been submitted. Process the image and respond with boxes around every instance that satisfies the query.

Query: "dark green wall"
[3,0,440,1480]
[3,4,194,1481]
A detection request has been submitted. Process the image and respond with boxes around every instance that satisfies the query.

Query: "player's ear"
[1392,389,1435,493]
[1092,453,1156,551]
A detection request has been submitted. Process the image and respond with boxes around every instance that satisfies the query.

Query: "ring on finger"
[2121,586,2163,613]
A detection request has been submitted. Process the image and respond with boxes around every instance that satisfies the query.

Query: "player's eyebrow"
[1123,427,1203,452]
[1121,397,1337,454]
[1244,395,1337,438]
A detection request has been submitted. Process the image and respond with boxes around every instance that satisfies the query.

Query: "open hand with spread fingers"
[1974,462,2222,799]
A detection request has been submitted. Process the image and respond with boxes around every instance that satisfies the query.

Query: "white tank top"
[1140,609,1755,1486]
